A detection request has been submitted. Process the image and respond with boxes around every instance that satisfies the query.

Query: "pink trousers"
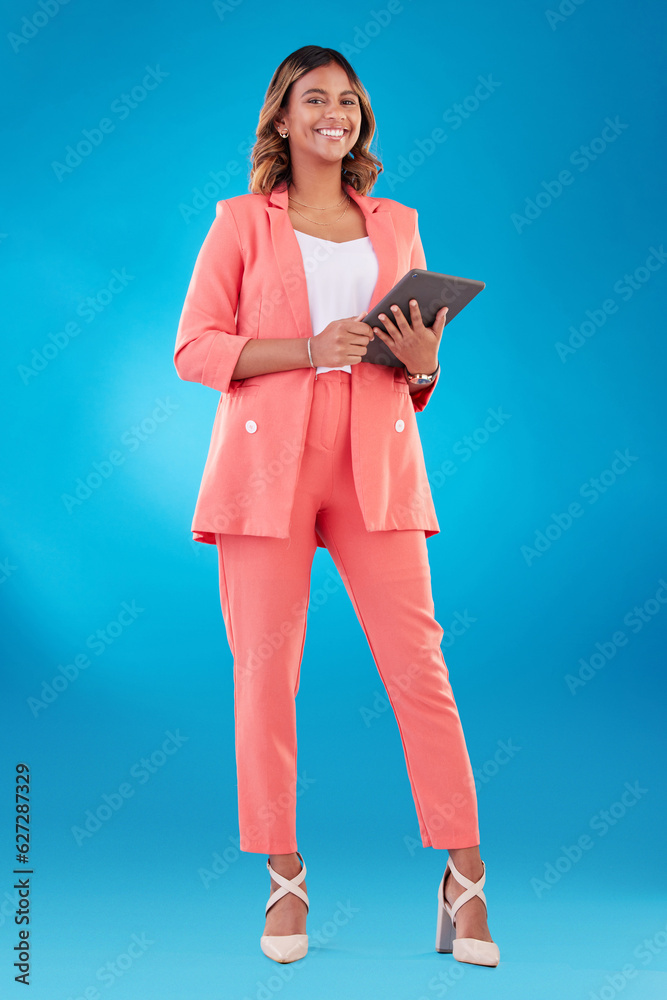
[215,368,479,853]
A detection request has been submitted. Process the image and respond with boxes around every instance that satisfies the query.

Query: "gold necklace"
[288,190,347,209]
[288,195,351,227]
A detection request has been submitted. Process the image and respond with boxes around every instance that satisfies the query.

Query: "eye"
[307,98,357,105]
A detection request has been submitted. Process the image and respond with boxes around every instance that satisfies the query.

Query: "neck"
[287,164,347,208]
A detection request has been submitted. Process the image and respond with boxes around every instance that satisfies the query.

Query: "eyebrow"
[300,87,358,98]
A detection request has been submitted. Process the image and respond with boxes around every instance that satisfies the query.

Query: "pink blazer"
[174,179,441,546]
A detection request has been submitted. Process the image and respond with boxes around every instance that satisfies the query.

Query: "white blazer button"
[395,419,405,432]
[245,420,257,433]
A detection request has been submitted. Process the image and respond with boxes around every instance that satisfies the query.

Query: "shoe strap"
[265,850,310,914]
[445,856,487,926]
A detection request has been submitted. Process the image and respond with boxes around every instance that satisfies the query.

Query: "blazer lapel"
[267,180,399,340]
[345,182,399,315]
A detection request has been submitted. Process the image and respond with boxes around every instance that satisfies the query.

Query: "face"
[276,62,363,165]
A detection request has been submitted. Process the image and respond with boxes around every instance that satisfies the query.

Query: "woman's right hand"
[309,312,374,367]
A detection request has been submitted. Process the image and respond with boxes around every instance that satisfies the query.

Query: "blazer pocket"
[227,381,260,395]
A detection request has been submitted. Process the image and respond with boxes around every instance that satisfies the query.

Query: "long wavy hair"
[249,46,383,197]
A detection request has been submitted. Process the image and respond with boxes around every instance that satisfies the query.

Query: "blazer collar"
[266,179,399,340]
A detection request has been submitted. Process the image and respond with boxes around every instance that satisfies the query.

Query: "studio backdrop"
[2,1,665,998]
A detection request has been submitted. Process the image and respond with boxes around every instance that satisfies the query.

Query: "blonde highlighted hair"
[249,45,383,197]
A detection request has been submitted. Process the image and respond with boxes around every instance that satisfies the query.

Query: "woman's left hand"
[372,300,447,374]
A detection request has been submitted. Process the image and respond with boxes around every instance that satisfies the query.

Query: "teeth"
[317,129,345,136]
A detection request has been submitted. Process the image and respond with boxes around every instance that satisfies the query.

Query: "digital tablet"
[361,268,485,368]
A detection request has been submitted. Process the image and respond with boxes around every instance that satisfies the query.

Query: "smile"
[314,128,348,139]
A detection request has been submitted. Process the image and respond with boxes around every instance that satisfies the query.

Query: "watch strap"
[405,363,440,382]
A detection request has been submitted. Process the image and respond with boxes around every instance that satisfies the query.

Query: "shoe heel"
[435,873,455,953]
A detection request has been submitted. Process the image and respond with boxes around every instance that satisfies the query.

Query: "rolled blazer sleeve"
[174,200,252,395]
[407,210,441,414]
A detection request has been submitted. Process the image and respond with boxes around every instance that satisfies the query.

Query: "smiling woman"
[174,43,499,971]
[265,59,370,248]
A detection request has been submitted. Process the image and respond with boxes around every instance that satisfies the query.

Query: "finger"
[408,298,425,327]
[373,324,393,342]
[351,320,374,336]
[350,328,374,344]
[351,316,374,339]
[376,312,397,335]
[387,305,410,334]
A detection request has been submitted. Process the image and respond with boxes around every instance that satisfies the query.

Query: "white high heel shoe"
[260,851,309,964]
[435,856,500,967]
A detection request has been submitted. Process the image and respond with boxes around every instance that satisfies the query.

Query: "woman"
[174,45,499,968]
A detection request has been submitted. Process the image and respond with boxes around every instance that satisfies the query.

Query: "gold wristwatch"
[404,363,440,386]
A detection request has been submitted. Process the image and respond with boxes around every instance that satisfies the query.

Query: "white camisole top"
[294,229,379,374]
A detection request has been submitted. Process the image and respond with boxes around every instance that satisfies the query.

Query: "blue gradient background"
[2,1,666,997]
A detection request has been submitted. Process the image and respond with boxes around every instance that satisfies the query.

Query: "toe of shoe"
[452,938,500,967]
[260,934,308,963]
